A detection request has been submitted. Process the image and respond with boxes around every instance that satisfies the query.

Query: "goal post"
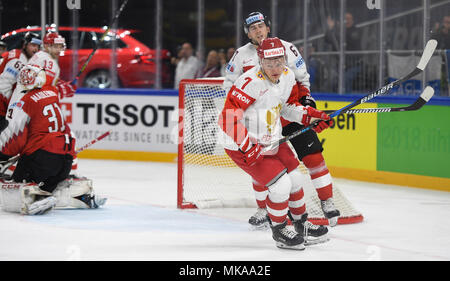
[177,78,363,225]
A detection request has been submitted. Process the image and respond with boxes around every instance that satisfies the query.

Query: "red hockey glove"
[313,119,334,133]
[241,143,263,167]
[301,106,330,126]
[56,80,77,98]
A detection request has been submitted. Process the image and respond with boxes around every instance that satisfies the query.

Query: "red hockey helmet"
[43,32,65,45]
[257,37,285,59]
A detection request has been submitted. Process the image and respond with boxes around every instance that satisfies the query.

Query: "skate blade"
[275,242,305,251]
[305,235,330,246]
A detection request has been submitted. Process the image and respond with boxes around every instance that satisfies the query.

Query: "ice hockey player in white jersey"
[219,37,331,249]
[223,12,340,228]
[223,13,310,94]
[0,32,41,131]
[8,32,76,106]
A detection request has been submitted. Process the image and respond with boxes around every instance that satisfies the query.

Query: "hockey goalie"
[0,65,106,215]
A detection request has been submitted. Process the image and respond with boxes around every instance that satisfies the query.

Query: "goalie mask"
[19,65,46,91]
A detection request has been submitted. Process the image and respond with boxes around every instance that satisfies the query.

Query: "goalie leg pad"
[0,180,56,215]
[53,177,106,209]
[53,177,92,208]
[1,181,26,213]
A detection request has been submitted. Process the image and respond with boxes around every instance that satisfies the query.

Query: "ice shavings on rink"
[1,159,449,261]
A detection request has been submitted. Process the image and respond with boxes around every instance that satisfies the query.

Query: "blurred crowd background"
[0,0,449,96]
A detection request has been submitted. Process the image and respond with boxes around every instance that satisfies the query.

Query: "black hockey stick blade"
[323,86,434,114]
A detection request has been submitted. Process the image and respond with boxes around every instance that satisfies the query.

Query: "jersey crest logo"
[257,71,265,80]
[266,103,282,134]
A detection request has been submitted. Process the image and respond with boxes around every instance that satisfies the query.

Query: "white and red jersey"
[8,50,62,116]
[218,66,308,152]
[0,85,73,157]
[223,39,310,94]
[27,50,60,87]
[0,49,29,116]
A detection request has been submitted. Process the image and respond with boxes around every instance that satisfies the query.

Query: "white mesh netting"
[178,79,363,224]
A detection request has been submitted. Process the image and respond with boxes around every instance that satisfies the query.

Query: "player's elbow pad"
[300,95,316,109]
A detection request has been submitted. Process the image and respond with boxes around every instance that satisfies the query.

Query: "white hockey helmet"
[19,65,46,91]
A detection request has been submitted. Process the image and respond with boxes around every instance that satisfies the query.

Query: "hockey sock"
[302,152,333,201]
[288,188,306,221]
[266,174,291,226]
[253,182,268,208]
[266,196,288,226]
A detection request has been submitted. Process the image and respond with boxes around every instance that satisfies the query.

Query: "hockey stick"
[323,86,434,114]
[75,130,112,154]
[71,0,129,85]
[263,39,437,152]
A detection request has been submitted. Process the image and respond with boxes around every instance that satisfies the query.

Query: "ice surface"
[0,159,449,261]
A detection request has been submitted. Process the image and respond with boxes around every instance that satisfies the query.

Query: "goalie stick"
[323,86,434,114]
[263,39,437,153]
[75,130,112,154]
[72,0,129,85]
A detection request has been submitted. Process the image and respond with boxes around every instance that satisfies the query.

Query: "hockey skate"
[248,208,270,230]
[288,212,329,246]
[270,220,305,250]
[75,193,107,209]
[321,198,340,227]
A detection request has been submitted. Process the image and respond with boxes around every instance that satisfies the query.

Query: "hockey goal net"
[177,78,363,225]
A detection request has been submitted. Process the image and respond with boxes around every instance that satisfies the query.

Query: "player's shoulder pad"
[29,50,48,63]
[281,40,305,69]
[225,43,252,74]
[233,43,255,62]
[7,49,21,60]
